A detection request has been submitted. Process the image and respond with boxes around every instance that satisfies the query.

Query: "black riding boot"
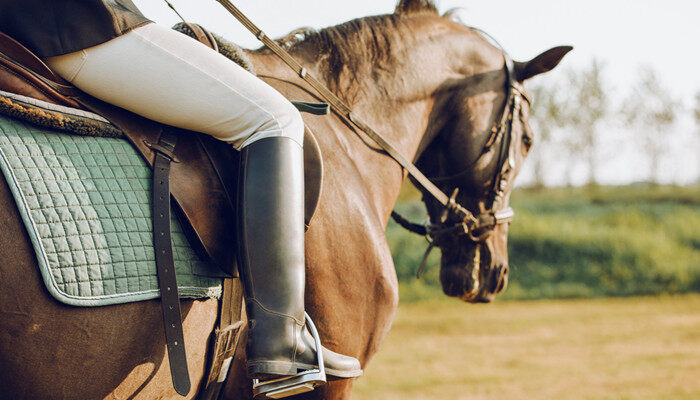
[237,137,362,381]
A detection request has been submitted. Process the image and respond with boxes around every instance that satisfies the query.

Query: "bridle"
[181,0,525,270]
[392,30,529,240]
[391,42,529,276]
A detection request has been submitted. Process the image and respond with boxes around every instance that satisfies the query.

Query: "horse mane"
[394,0,439,15]
[267,0,454,102]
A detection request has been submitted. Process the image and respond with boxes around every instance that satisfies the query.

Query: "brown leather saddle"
[0,29,324,397]
[0,30,324,271]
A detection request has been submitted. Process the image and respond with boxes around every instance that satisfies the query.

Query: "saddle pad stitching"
[38,243,201,268]
[0,117,222,306]
[0,144,58,299]
[11,161,147,168]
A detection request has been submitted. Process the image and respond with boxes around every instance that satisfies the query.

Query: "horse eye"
[522,134,533,149]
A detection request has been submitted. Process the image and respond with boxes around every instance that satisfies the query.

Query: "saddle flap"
[302,127,323,228]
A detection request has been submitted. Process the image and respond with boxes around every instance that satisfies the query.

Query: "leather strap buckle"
[144,139,180,163]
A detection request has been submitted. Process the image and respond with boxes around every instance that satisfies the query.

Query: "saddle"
[0,31,325,270]
[0,27,325,398]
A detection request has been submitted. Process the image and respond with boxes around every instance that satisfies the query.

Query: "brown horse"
[0,1,570,399]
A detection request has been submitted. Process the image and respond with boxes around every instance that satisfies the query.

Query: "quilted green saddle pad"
[0,114,223,306]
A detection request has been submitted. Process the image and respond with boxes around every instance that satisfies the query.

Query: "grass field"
[352,295,700,400]
[390,185,700,301]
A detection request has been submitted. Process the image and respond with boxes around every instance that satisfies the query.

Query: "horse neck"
[246,24,486,225]
[320,68,439,225]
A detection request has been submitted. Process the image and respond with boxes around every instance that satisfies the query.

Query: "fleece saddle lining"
[0,89,112,123]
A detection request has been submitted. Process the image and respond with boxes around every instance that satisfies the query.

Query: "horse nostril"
[487,264,507,293]
[495,265,509,294]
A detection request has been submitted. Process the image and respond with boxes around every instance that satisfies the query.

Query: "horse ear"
[514,46,573,82]
[395,0,439,15]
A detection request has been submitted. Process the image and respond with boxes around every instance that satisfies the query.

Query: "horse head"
[409,10,572,302]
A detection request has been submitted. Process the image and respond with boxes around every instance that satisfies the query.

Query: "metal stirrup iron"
[252,313,327,399]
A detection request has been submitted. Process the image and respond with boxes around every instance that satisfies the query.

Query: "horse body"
[0,172,220,399]
[0,2,569,399]
[233,55,407,400]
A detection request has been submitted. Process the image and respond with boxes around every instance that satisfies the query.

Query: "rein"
[192,1,520,272]
[212,1,482,215]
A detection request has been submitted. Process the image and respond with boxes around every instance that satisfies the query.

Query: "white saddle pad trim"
[0,89,111,123]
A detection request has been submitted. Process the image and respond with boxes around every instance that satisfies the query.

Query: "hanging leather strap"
[150,129,191,396]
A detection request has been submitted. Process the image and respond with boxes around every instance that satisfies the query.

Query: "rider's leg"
[45,22,361,380]
[45,23,299,149]
[238,136,360,379]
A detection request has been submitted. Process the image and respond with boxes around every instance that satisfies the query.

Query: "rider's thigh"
[45,23,303,149]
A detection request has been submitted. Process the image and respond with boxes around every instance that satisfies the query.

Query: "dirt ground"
[352,295,700,400]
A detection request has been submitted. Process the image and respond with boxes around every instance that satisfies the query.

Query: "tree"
[562,60,609,186]
[528,82,567,187]
[621,66,680,184]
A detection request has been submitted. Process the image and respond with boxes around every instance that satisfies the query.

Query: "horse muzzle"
[473,263,509,303]
[439,243,509,303]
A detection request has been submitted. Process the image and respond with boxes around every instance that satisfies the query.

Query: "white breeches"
[45,23,304,150]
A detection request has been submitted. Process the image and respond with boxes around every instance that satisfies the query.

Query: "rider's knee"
[275,100,304,147]
[240,99,304,149]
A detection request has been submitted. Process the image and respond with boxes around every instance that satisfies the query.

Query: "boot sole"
[249,361,363,380]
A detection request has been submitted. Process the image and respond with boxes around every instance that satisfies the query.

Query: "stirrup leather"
[252,313,327,399]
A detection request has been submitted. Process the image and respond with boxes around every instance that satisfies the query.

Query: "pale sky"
[133,0,699,184]
[134,0,698,102]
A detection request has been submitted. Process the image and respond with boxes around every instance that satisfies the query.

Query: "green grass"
[389,185,700,301]
[353,295,700,400]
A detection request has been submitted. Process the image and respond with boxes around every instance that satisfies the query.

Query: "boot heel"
[252,314,327,399]
[247,361,296,378]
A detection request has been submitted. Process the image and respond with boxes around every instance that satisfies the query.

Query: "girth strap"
[199,278,245,400]
[151,129,191,396]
